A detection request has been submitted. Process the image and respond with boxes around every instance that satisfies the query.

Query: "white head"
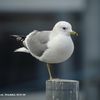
[52,21,78,36]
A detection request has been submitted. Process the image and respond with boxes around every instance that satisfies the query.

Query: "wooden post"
[46,79,79,100]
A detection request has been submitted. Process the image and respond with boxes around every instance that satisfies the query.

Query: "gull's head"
[53,21,78,36]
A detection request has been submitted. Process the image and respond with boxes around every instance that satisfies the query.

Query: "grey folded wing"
[25,30,50,57]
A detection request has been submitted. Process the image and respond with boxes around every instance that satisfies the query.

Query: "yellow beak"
[70,31,78,36]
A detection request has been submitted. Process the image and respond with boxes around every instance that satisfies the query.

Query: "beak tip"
[70,31,78,36]
[76,33,78,36]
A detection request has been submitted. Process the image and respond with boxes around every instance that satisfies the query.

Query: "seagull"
[12,21,78,80]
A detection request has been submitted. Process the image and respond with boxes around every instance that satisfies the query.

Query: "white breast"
[40,34,74,63]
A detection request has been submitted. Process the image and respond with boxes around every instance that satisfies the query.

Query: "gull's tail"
[11,35,29,53]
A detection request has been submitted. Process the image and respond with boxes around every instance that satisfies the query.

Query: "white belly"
[40,34,74,63]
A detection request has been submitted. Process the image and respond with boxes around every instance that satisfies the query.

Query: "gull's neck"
[49,30,70,40]
[49,30,59,40]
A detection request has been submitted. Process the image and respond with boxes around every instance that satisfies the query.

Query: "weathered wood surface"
[46,79,79,100]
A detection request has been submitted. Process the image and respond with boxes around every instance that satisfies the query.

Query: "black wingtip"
[11,35,25,41]
[11,35,19,38]
[10,34,26,47]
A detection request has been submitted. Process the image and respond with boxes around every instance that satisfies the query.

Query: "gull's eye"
[62,27,67,30]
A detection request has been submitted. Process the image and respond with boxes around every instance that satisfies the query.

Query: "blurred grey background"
[0,0,100,100]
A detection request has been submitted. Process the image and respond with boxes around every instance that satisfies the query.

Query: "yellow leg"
[47,63,52,80]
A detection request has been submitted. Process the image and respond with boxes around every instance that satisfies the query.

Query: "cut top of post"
[47,78,79,83]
